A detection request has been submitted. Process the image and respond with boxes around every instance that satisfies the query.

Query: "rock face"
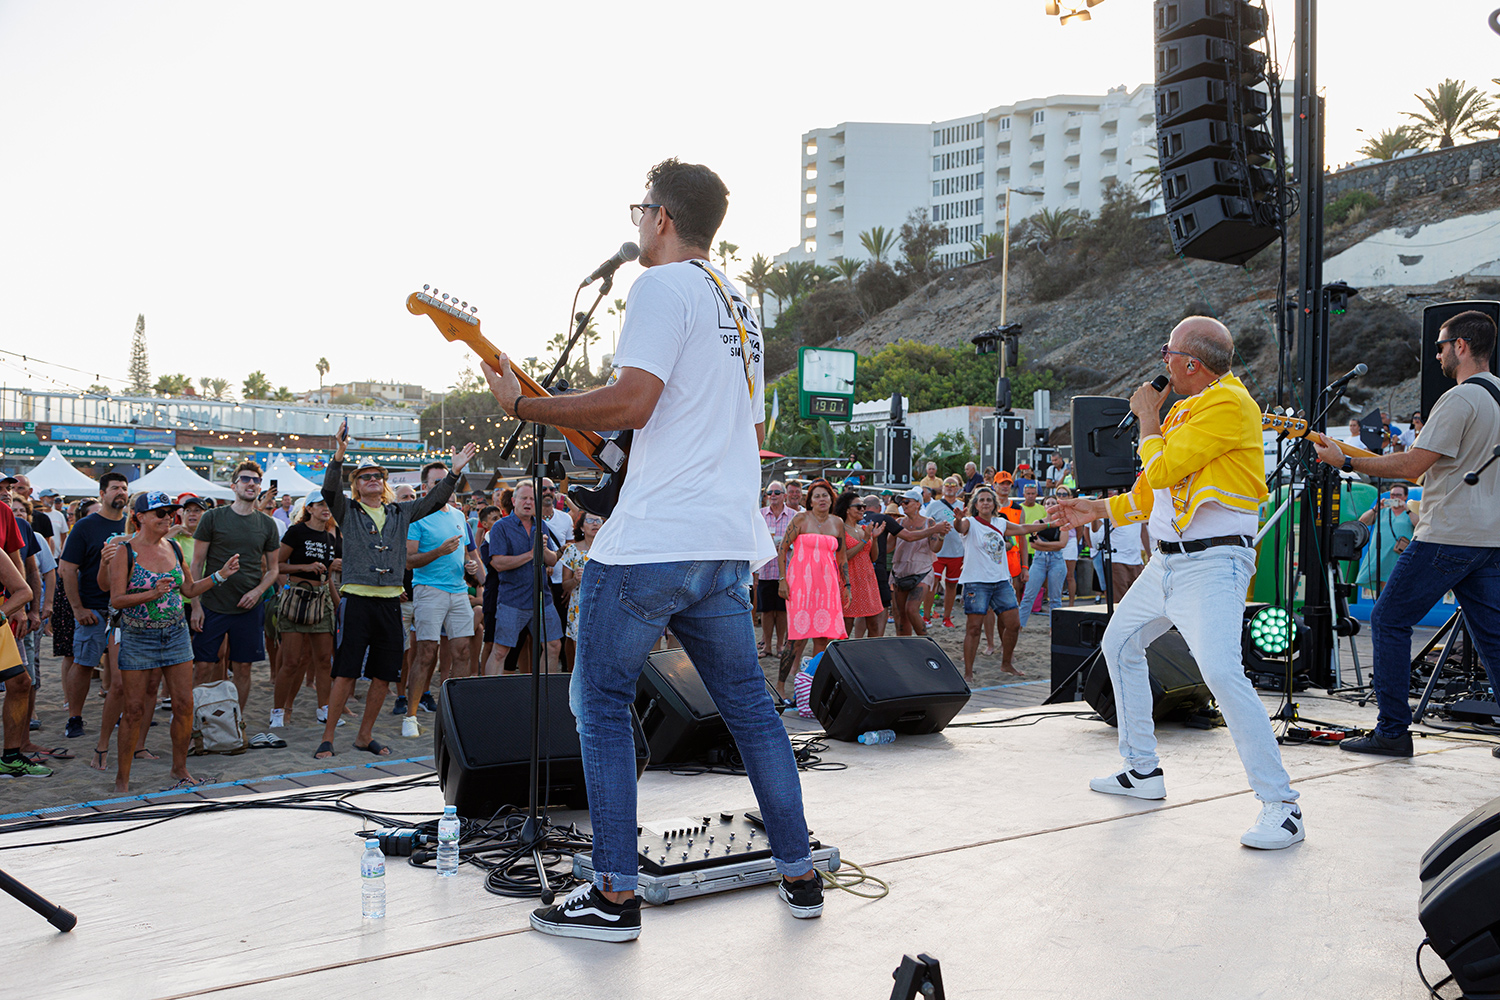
[825,174,1500,430]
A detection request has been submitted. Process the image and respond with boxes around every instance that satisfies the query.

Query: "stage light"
[1059,8,1090,22]
[1247,606,1293,655]
[1043,1,1060,12]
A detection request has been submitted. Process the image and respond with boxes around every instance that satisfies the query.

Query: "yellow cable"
[822,857,890,900]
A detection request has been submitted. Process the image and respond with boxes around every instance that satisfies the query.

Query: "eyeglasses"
[583,517,603,526]
[765,490,784,495]
[237,475,261,484]
[1160,343,1197,361]
[356,472,386,483]
[540,487,556,495]
[851,503,866,510]
[630,203,669,225]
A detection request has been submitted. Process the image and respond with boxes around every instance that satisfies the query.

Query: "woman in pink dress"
[835,490,884,636]
[775,479,849,699]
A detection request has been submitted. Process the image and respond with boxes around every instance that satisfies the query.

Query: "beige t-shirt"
[1411,372,1500,546]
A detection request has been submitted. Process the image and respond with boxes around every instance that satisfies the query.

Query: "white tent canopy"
[22,446,100,497]
[130,450,234,500]
[262,454,322,497]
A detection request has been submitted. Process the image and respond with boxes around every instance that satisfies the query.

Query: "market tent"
[262,454,322,497]
[21,446,99,496]
[130,450,234,500]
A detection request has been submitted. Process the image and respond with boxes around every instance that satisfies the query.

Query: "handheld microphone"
[1113,375,1172,438]
[580,242,641,288]
[1324,363,1367,393]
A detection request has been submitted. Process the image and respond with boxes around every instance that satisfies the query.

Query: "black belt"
[1155,534,1252,555]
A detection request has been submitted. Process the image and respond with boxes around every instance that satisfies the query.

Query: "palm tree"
[782,261,818,303]
[834,257,864,282]
[606,297,626,352]
[1357,126,1421,160]
[737,254,773,328]
[859,226,897,265]
[714,240,740,273]
[1026,208,1083,253]
[271,386,296,402]
[810,264,841,286]
[764,269,793,316]
[198,376,212,396]
[209,377,231,400]
[316,357,330,393]
[967,233,1005,262]
[242,370,272,400]
[1403,79,1498,149]
[153,373,192,396]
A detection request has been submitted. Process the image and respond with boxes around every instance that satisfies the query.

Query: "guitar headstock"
[406,284,481,343]
[1262,412,1310,438]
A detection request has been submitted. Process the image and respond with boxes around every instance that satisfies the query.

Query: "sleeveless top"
[120,541,186,629]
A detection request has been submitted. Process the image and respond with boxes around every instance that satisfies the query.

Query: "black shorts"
[0,662,27,683]
[333,595,403,683]
[873,562,893,610]
[757,578,786,612]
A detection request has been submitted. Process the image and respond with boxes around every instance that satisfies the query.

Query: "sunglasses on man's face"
[237,475,261,485]
[356,473,385,483]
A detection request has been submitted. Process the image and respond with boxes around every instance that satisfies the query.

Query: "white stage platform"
[3,696,1492,1000]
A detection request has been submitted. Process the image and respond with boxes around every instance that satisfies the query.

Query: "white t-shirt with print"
[958,518,1009,584]
[588,260,775,570]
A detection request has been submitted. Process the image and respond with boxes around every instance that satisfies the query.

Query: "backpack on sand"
[191,679,247,755]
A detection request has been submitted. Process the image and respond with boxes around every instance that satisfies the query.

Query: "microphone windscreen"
[619,242,641,262]
[1353,363,1368,376]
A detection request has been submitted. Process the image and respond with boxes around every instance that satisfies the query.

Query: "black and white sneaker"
[1089,766,1167,799]
[779,871,824,919]
[530,883,641,942]
[1241,802,1305,850]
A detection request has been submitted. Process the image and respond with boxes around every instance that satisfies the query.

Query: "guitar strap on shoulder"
[690,260,755,400]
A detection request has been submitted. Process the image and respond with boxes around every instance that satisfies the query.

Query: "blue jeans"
[574,558,814,892]
[1369,541,1500,738]
[1017,549,1066,627]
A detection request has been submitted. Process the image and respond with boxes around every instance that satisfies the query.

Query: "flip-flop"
[353,740,391,756]
[249,733,288,749]
[313,741,336,760]
[30,747,75,760]
[166,776,202,790]
[90,749,108,771]
[133,748,160,760]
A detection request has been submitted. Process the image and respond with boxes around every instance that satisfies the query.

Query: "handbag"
[278,582,326,627]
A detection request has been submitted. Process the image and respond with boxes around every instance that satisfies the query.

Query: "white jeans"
[1100,545,1297,804]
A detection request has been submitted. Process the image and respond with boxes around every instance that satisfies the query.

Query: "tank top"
[120,542,186,629]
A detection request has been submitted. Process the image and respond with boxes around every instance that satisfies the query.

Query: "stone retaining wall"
[1324,138,1500,204]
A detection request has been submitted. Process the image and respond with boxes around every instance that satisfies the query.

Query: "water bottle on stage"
[437,806,460,877]
[361,839,386,918]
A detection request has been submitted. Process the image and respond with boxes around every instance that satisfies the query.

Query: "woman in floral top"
[558,514,604,659]
[107,492,239,794]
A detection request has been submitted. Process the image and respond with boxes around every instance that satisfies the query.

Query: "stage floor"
[3,692,1491,1000]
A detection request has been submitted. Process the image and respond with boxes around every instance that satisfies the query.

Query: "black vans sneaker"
[530,883,641,942]
[779,871,824,919]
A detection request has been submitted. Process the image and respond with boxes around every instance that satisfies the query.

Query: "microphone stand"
[495,276,614,902]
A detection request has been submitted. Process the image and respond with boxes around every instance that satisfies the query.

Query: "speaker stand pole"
[0,869,76,932]
[1413,608,1467,725]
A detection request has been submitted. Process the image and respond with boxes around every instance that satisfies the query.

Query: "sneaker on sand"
[269,709,285,729]
[1241,802,1305,850]
[1088,766,1166,800]
[530,883,641,942]
[316,706,347,727]
[1339,731,1413,757]
[0,755,53,778]
[779,871,824,918]
[401,716,422,738]
[65,716,85,739]
[419,692,438,713]
[391,695,409,716]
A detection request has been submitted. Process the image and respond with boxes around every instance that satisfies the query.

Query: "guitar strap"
[690,260,756,400]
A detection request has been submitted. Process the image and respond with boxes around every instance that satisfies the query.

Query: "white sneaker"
[1088,766,1166,800]
[269,709,285,729]
[316,706,347,727]
[1240,802,1305,850]
[401,716,422,738]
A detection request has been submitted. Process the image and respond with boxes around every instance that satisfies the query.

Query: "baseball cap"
[303,489,331,506]
[1016,463,1032,472]
[38,488,57,497]
[994,470,1014,481]
[133,491,182,514]
[0,475,16,485]
[181,495,209,510]
[900,487,924,501]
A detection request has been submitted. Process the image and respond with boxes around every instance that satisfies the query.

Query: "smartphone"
[338,418,349,442]
[270,479,278,491]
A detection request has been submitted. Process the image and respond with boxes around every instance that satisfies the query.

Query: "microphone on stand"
[1113,375,1172,438]
[580,242,641,288]
[1323,363,1367,393]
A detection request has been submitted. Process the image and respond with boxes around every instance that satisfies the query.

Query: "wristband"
[514,396,526,421]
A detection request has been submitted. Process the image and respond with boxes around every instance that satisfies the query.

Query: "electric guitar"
[1262,413,1379,459]
[406,286,630,517]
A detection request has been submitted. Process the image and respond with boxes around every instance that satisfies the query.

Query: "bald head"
[1172,316,1234,374]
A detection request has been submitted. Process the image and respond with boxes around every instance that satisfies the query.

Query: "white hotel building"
[779,84,1160,272]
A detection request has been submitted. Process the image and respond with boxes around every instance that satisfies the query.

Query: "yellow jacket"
[1106,373,1268,534]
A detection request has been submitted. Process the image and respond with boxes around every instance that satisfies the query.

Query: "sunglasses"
[237,475,262,484]
[766,490,784,495]
[356,472,386,483]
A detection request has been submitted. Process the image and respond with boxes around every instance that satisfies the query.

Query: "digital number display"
[809,395,850,419]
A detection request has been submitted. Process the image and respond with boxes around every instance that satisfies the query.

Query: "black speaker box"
[434,674,649,819]
[634,647,737,765]
[1420,795,1500,999]
[809,637,971,742]
[1069,395,1137,492]
[1083,630,1212,726]
[1050,606,1113,703]
[1165,194,1278,266]
[1421,300,1500,420]
[1154,0,1267,42]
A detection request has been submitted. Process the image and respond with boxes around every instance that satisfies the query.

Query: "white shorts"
[412,585,475,642]
[400,600,416,651]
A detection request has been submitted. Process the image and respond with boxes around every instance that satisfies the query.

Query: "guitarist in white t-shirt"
[482,158,823,943]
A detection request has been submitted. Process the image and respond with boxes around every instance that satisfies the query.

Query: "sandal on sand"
[28,746,74,760]
[353,740,391,756]
[249,733,288,749]
[90,749,108,771]
[313,741,336,760]
[167,776,203,790]
[133,748,160,760]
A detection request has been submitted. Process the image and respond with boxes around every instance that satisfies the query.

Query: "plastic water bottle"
[858,729,896,745]
[361,838,386,918]
[436,805,460,877]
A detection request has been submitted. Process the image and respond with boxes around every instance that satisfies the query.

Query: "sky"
[1,0,1495,400]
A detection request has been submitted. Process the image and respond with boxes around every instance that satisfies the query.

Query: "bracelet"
[513,396,525,421]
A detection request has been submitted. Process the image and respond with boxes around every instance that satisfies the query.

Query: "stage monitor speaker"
[1070,395,1137,492]
[809,637,971,742]
[434,674,649,819]
[1083,631,1212,726]
[1419,795,1500,999]
[1050,606,1112,703]
[1421,300,1500,420]
[635,647,737,765]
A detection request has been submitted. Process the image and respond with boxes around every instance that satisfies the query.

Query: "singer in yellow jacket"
[1051,317,1302,851]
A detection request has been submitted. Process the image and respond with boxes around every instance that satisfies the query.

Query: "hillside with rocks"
[813,176,1500,437]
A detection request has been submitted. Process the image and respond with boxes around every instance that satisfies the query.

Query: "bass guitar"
[1262,412,1379,459]
[406,286,630,516]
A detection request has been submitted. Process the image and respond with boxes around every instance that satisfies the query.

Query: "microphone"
[580,242,641,288]
[1113,375,1172,438]
[1324,363,1367,393]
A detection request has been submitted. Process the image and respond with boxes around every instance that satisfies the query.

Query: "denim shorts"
[493,599,562,648]
[73,614,111,669]
[962,578,1019,616]
[119,620,195,671]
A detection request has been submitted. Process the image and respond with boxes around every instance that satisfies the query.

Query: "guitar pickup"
[597,438,627,473]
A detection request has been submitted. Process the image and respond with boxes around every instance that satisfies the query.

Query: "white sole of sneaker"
[778,883,824,918]
[528,912,641,942]
[1241,830,1305,850]
[1088,777,1166,800]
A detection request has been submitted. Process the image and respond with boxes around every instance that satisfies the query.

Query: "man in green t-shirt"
[190,462,282,709]
[1017,482,1048,562]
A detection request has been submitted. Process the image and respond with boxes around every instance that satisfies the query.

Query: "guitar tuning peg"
[460,301,467,309]
[442,293,449,301]
[471,306,478,315]
[423,284,430,291]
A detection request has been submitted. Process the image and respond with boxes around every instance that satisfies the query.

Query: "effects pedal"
[572,806,840,905]
[1283,726,1350,745]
